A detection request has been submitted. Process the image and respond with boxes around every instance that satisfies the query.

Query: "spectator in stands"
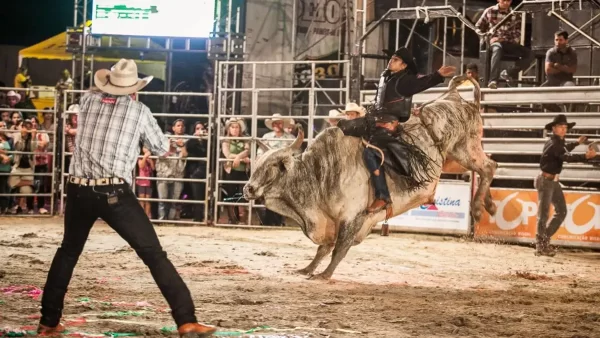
[284,118,295,134]
[8,119,36,214]
[322,109,345,131]
[136,146,155,219]
[184,121,208,222]
[221,117,250,224]
[56,69,74,91]
[29,117,50,214]
[1,105,10,125]
[543,31,577,88]
[535,115,596,256]
[475,0,535,89]
[156,119,188,221]
[342,102,366,120]
[7,91,21,109]
[459,63,480,87]
[14,66,32,89]
[257,114,295,226]
[64,105,79,173]
[0,121,12,214]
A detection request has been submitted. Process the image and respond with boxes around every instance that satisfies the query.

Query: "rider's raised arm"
[396,71,444,97]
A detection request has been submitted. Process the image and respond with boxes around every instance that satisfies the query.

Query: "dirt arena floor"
[1,218,599,338]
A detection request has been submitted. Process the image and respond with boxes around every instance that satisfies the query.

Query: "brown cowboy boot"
[37,322,66,335]
[178,323,217,337]
[367,199,389,213]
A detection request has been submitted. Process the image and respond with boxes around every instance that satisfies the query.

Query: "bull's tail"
[418,74,481,115]
[448,74,481,111]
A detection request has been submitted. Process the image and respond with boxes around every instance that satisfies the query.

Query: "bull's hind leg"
[310,216,365,280]
[295,244,334,276]
[450,140,497,222]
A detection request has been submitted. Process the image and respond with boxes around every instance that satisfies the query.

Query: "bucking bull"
[243,74,497,280]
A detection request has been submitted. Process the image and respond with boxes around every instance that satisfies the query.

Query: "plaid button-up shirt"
[476,5,521,44]
[70,91,170,185]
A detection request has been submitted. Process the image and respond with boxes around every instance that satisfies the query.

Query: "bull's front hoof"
[294,267,314,276]
[485,202,497,216]
[308,272,332,281]
[471,210,482,223]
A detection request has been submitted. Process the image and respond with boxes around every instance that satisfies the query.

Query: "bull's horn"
[290,124,304,150]
[256,140,271,153]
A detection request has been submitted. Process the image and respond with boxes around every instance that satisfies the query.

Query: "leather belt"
[541,171,559,182]
[69,176,125,186]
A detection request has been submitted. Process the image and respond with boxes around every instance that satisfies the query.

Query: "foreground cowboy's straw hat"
[342,102,366,117]
[545,114,576,131]
[94,59,153,96]
[265,114,293,130]
[224,117,247,134]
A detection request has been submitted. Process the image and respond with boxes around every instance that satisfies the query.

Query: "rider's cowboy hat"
[224,117,247,134]
[6,91,21,101]
[94,59,153,96]
[382,47,419,74]
[342,102,366,117]
[545,114,576,131]
[265,114,293,130]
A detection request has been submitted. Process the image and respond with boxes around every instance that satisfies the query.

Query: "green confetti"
[77,297,90,302]
[103,333,139,337]
[0,300,5,304]
[99,311,146,318]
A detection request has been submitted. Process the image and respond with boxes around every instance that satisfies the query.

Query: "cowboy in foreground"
[535,114,596,257]
[338,48,455,213]
[37,59,216,337]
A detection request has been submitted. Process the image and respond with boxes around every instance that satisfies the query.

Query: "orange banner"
[476,189,600,247]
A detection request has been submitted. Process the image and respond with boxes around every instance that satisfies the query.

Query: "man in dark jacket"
[338,48,456,213]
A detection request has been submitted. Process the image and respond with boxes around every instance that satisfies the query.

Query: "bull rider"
[338,47,456,213]
[535,114,596,256]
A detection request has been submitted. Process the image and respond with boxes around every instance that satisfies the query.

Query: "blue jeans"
[157,181,184,220]
[363,148,390,201]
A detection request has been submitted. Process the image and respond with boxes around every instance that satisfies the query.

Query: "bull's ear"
[279,157,294,172]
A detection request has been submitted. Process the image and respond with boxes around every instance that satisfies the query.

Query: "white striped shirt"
[70,91,170,185]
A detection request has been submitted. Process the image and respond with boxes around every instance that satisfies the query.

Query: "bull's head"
[243,125,304,201]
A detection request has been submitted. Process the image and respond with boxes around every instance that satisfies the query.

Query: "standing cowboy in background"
[37,59,216,337]
[535,115,596,256]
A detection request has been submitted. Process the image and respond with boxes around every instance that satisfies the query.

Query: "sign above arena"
[91,0,215,38]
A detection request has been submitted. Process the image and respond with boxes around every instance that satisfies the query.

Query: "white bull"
[243,75,497,280]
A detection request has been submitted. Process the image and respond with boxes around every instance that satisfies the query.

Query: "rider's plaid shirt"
[475,5,522,44]
[70,91,170,185]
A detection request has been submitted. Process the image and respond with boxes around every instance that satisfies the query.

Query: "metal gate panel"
[213,60,350,227]
[0,86,58,217]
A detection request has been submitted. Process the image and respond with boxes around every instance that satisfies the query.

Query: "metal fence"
[213,60,350,227]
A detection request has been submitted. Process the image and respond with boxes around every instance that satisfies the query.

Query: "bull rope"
[361,138,385,168]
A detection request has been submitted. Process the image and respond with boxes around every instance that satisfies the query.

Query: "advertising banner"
[376,182,472,235]
[295,0,343,60]
[476,189,600,248]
